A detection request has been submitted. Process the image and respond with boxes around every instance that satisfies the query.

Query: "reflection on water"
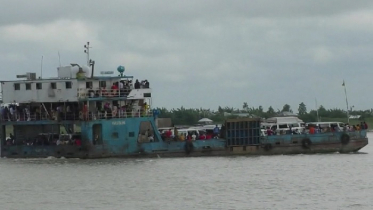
[1,134,373,210]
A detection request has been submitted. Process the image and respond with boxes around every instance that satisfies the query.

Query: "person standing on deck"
[309,126,315,134]
[174,127,178,141]
[213,125,220,138]
[266,127,273,136]
[82,103,88,120]
[134,79,140,89]
[9,105,14,121]
[165,129,172,140]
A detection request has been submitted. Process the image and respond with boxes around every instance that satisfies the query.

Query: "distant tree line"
[156,102,373,125]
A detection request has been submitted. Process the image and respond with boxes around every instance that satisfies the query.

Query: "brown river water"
[1,133,373,210]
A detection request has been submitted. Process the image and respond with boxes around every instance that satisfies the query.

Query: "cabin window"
[25,83,31,90]
[36,83,42,89]
[86,81,92,88]
[99,81,106,88]
[65,81,72,89]
[278,124,288,129]
[319,124,329,128]
[14,83,20,90]
[51,82,56,89]
[112,132,119,138]
[129,132,135,137]
[144,93,151,97]
[289,123,299,128]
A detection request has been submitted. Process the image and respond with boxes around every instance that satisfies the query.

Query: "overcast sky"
[1,0,372,112]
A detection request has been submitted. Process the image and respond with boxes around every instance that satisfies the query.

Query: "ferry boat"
[0,44,368,158]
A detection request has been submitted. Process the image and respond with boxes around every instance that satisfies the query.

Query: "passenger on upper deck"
[134,79,140,89]
[111,82,119,97]
[119,81,124,89]
[141,80,149,88]
[82,103,88,120]
[144,80,149,88]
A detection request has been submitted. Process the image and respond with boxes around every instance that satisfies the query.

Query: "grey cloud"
[2,0,373,27]
[1,1,373,111]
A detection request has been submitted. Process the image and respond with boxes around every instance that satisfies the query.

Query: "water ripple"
[1,134,373,210]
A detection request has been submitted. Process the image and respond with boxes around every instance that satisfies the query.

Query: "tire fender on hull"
[184,141,194,154]
[340,133,350,145]
[302,138,312,149]
[263,143,272,151]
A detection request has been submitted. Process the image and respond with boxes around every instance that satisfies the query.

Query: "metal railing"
[78,88,133,99]
[0,110,153,122]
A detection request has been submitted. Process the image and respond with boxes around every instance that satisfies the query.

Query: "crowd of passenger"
[81,101,151,120]
[85,79,150,98]
[0,103,80,122]
[0,77,151,122]
[0,100,151,122]
[4,133,82,146]
[308,122,368,134]
[160,125,223,141]
[266,122,368,136]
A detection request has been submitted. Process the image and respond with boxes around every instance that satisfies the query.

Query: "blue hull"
[1,116,368,158]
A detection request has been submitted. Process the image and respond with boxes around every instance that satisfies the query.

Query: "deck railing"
[0,110,153,122]
[77,88,133,99]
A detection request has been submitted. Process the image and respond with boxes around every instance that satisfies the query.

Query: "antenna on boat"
[342,80,350,123]
[84,42,91,66]
[40,55,43,79]
[58,51,61,67]
[84,42,95,78]
[315,98,319,122]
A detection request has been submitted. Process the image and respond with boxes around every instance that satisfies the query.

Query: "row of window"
[13,81,108,90]
[14,82,72,90]
[86,81,107,88]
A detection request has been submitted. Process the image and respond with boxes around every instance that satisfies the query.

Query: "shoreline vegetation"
[4,103,372,135]
[156,103,373,127]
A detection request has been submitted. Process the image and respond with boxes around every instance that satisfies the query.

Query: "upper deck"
[0,62,154,125]
[1,65,151,104]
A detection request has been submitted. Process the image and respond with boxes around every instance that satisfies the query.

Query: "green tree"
[243,102,248,111]
[266,106,275,118]
[282,104,292,113]
[258,105,264,115]
[299,113,317,122]
[298,102,307,115]
[318,105,327,117]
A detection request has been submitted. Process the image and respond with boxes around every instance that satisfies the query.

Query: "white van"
[271,123,305,134]
[306,122,345,132]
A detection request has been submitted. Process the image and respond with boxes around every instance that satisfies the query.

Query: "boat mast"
[40,55,43,79]
[83,42,91,66]
[315,98,319,122]
[342,80,349,123]
[83,42,95,78]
